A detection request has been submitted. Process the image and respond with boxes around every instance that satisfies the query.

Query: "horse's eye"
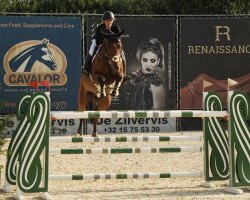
[42,48,52,56]
[41,48,48,54]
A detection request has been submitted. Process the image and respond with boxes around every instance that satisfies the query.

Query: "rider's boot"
[82,53,93,74]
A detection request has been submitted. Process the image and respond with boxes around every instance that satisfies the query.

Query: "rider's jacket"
[94,23,121,46]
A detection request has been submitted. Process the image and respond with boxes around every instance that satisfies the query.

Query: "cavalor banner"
[0,15,82,113]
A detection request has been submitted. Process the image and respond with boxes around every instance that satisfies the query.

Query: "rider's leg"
[82,39,96,74]
[121,51,131,82]
[82,54,93,74]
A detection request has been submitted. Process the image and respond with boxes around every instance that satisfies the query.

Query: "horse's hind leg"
[77,78,91,135]
[77,119,83,135]
[77,119,87,135]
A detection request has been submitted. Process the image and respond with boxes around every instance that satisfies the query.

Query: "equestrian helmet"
[102,11,115,20]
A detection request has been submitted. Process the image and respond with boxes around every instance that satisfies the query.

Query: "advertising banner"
[0,15,82,113]
[1,116,176,137]
[0,115,79,137]
[85,17,177,133]
[180,16,250,110]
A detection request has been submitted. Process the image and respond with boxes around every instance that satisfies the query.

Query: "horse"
[9,38,57,72]
[77,33,124,137]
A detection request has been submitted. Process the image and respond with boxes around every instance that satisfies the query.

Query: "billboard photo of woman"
[124,38,165,110]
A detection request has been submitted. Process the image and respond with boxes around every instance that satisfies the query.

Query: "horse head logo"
[9,38,57,72]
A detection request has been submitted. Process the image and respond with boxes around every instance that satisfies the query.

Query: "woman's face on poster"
[140,51,160,74]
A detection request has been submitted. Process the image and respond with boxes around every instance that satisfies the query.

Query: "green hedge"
[0,0,249,15]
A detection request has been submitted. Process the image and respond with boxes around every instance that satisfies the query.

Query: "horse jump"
[2,91,250,199]
[50,135,202,143]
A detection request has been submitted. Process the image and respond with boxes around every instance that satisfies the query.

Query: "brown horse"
[78,33,124,137]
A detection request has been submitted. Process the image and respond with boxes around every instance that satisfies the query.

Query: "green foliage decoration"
[0,0,249,14]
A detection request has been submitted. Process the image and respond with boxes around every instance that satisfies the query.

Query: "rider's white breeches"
[89,39,97,56]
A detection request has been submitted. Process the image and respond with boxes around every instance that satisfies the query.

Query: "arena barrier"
[2,91,249,199]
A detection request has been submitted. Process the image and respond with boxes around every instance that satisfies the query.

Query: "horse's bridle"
[99,42,123,74]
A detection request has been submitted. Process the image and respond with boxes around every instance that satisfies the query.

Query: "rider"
[82,11,130,81]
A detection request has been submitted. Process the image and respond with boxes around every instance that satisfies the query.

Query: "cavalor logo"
[4,38,67,86]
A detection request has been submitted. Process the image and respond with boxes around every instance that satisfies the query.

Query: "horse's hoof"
[92,133,97,137]
[77,129,82,136]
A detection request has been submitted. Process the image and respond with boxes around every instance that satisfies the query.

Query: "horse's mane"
[100,29,124,43]
[97,36,121,57]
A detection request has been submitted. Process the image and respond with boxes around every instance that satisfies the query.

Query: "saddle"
[180,73,250,109]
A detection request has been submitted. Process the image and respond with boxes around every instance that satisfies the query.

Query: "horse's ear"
[42,38,49,45]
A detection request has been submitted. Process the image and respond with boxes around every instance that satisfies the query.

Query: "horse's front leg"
[111,74,123,97]
[96,75,106,98]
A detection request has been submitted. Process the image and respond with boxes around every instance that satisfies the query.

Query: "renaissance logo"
[4,38,67,86]
[187,26,250,55]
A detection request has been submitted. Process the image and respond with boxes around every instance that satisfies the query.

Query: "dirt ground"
[0,132,250,200]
